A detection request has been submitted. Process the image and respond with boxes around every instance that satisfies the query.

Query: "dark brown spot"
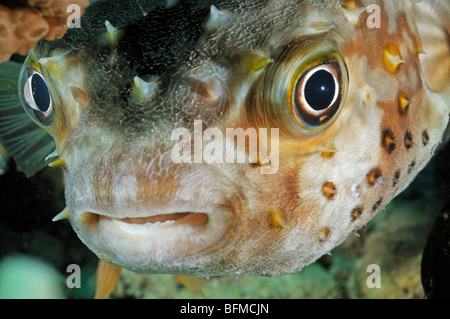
[393,170,401,186]
[366,167,382,187]
[422,130,430,146]
[351,206,364,222]
[408,160,416,174]
[381,129,396,153]
[372,198,383,212]
[318,227,331,243]
[322,181,337,200]
[404,131,413,150]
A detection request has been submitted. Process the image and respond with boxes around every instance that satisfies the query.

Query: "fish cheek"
[247,161,305,228]
[46,101,69,147]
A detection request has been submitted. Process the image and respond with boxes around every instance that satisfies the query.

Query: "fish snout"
[66,157,238,274]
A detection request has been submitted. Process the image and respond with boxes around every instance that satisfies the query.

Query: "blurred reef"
[0,0,89,63]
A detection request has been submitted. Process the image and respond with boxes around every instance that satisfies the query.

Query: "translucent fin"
[94,260,122,299]
[176,275,206,298]
[0,61,56,177]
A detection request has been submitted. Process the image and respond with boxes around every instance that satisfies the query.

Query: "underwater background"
[0,141,448,298]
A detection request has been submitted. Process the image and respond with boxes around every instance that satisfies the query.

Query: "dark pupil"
[31,74,50,112]
[304,70,335,111]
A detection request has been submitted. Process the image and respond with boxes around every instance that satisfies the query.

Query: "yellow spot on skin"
[382,129,396,153]
[318,227,331,243]
[41,59,63,81]
[242,53,272,74]
[322,181,337,200]
[351,206,364,222]
[342,0,358,10]
[366,167,382,187]
[383,44,404,74]
[48,158,66,169]
[257,155,271,167]
[385,137,394,147]
[320,145,337,159]
[268,206,288,229]
[361,87,372,106]
[417,40,423,55]
[321,151,336,159]
[398,92,409,112]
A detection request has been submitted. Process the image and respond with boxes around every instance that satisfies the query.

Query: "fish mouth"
[115,212,207,224]
[71,204,230,273]
[94,211,210,232]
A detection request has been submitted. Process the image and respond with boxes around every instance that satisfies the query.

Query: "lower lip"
[72,208,228,269]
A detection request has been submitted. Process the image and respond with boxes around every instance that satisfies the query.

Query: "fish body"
[1,0,449,277]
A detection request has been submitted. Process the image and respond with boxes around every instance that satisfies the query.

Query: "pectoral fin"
[0,61,55,177]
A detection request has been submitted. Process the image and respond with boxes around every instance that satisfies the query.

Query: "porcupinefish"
[0,0,449,291]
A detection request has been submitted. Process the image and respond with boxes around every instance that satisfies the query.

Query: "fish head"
[17,0,449,276]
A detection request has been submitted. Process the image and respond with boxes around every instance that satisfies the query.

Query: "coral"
[0,0,89,63]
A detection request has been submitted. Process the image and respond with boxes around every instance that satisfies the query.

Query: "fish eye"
[293,62,343,129]
[19,67,54,128]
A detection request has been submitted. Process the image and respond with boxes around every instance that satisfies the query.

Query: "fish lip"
[85,211,210,230]
[104,212,208,226]
[74,200,220,219]
[69,201,233,272]
[72,201,221,234]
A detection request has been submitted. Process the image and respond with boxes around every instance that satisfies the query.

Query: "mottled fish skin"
[22,0,449,276]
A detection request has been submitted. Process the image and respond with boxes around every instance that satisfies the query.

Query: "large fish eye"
[19,67,54,128]
[293,62,343,129]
